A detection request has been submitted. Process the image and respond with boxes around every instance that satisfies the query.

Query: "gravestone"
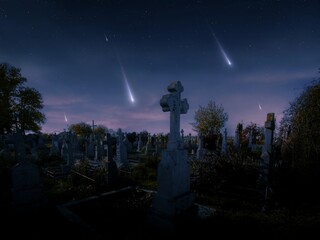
[105,133,113,161]
[196,134,206,160]
[145,133,153,155]
[49,133,59,156]
[137,133,143,152]
[148,81,195,231]
[11,129,46,212]
[116,128,128,168]
[257,113,275,191]
[221,128,228,156]
[234,123,242,151]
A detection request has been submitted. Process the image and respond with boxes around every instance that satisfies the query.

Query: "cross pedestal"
[148,81,195,231]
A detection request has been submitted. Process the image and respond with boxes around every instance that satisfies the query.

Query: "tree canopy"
[279,78,320,168]
[191,100,228,137]
[0,63,46,134]
[68,122,108,138]
[69,122,92,138]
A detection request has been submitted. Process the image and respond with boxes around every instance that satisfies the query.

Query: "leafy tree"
[0,63,45,134]
[191,100,228,137]
[279,79,320,168]
[69,122,92,138]
[277,77,320,205]
[242,122,264,146]
[191,100,228,151]
[93,124,107,138]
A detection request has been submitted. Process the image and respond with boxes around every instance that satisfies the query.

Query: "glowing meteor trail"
[214,34,232,66]
[104,33,108,42]
[104,33,135,103]
[64,112,68,122]
[120,65,135,103]
[258,103,262,110]
[211,32,232,66]
[114,51,135,103]
[206,23,232,66]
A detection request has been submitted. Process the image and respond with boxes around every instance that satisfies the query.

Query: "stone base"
[148,191,195,232]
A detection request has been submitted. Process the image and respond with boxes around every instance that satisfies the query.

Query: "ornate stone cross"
[160,81,189,150]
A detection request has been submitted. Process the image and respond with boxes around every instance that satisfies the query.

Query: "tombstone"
[145,133,153,155]
[180,129,185,147]
[137,134,143,152]
[148,81,195,231]
[186,133,192,153]
[116,128,128,168]
[257,113,275,190]
[248,128,253,150]
[123,133,133,153]
[87,134,95,160]
[49,134,60,156]
[105,133,113,161]
[196,134,206,160]
[155,134,162,156]
[234,123,242,151]
[11,129,46,212]
[221,128,228,156]
[61,139,69,162]
[94,134,103,161]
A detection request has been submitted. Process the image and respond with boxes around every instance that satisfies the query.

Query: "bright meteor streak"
[104,33,135,103]
[64,112,68,122]
[104,33,108,42]
[212,32,232,66]
[206,23,232,66]
[115,52,135,103]
[120,65,135,103]
[214,34,232,66]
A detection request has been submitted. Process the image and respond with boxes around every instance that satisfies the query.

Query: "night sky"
[1,0,319,136]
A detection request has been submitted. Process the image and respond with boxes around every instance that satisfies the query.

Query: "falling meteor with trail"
[206,23,232,66]
[114,50,135,103]
[103,33,135,103]
[119,64,135,103]
[213,33,232,66]
[258,103,262,110]
[64,112,68,122]
[104,33,108,42]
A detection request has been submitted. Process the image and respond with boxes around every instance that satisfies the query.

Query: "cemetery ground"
[2,151,320,239]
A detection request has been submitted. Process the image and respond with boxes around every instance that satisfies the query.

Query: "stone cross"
[160,81,189,149]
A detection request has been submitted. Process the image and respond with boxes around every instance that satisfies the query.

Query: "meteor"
[120,64,135,103]
[64,112,68,122]
[115,51,135,103]
[258,103,262,110]
[104,33,135,103]
[214,34,232,66]
[212,32,232,66]
[104,33,108,42]
[206,23,232,66]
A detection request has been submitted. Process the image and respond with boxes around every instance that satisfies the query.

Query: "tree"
[242,122,264,146]
[68,122,92,138]
[277,77,320,204]
[191,100,228,151]
[191,100,228,137]
[0,63,45,134]
[279,79,320,168]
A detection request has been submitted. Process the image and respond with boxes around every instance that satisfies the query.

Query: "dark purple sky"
[1,0,319,136]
